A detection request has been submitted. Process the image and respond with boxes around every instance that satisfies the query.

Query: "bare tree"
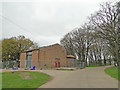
[89,2,119,66]
[117,2,120,66]
[61,2,119,67]
[60,32,75,55]
[61,26,94,66]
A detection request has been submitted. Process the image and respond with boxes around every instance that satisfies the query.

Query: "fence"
[1,60,19,69]
[0,61,2,69]
[1,60,86,69]
[77,61,86,69]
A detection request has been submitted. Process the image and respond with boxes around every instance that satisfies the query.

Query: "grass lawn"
[88,65,110,67]
[2,71,51,89]
[0,72,2,90]
[104,67,119,80]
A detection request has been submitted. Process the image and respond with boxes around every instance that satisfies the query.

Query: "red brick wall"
[20,44,67,69]
[20,52,26,68]
[32,50,39,68]
[38,44,67,68]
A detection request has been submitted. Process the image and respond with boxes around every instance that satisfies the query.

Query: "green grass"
[88,65,110,67]
[2,71,51,89]
[0,72,2,90]
[104,67,119,80]
[56,68,75,71]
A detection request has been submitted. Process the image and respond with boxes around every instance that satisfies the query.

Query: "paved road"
[39,66,118,88]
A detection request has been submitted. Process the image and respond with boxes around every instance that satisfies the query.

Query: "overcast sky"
[0,0,119,47]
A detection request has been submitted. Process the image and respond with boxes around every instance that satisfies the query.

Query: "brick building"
[20,43,76,69]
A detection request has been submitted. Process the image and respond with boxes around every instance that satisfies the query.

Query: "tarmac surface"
[39,66,118,88]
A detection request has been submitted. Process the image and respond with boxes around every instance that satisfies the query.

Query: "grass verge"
[88,65,110,67]
[0,72,2,90]
[56,68,75,71]
[2,71,51,89]
[104,66,119,80]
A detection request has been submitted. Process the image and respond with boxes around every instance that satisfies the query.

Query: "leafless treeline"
[60,2,120,66]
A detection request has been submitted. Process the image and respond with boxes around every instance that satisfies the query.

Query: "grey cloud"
[1,0,118,46]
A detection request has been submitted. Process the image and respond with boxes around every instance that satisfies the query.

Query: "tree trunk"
[103,56,106,65]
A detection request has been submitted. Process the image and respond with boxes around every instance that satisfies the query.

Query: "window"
[26,51,32,68]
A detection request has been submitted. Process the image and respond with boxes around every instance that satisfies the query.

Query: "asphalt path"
[39,66,118,88]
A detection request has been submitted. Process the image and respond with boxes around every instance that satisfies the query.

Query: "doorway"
[55,58,60,68]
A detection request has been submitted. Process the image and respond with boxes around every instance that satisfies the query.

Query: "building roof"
[23,49,39,52]
[67,55,76,59]
[22,43,61,53]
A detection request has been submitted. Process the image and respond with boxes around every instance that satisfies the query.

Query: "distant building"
[66,55,77,67]
[20,43,76,69]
